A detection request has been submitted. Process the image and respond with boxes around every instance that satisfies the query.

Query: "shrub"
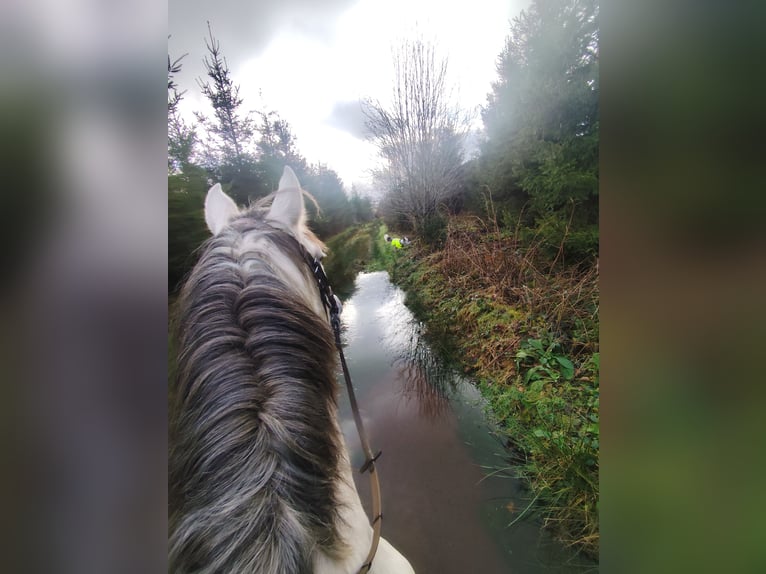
[419,213,447,247]
[168,188,209,294]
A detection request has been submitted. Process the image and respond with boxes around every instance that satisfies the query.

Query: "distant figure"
[384,233,392,243]
[391,238,402,249]
[402,236,411,245]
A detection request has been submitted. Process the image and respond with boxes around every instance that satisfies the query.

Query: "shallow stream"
[336,272,595,573]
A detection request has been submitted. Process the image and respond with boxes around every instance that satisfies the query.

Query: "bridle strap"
[306,254,383,574]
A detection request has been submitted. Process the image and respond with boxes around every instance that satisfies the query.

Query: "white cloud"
[171,0,530,190]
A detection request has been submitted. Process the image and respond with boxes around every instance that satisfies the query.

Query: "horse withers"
[169,167,415,574]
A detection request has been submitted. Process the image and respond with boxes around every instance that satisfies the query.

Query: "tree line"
[368,0,598,261]
[168,24,373,293]
[170,0,599,291]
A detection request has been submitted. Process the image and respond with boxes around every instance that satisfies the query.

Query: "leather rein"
[305,251,383,574]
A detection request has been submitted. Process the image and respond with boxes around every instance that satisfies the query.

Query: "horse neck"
[170,221,349,573]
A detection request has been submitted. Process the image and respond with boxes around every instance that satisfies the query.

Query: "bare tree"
[365,38,469,231]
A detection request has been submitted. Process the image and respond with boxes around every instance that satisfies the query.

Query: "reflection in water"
[393,321,456,421]
[373,281,459,421]
[338,272,596,573]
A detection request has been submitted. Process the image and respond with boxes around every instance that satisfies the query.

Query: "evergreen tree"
[302,164,351,238]
[256,110,309,190]
[168,50,196,173]
[194,22,261,204]
[482,0,599,260]
[349,184,374,223]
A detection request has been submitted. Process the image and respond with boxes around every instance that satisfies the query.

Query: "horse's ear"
[268,166,305,230]
[204,183,240,235]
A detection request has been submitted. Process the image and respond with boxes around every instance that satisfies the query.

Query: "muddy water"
[336,272,595,573]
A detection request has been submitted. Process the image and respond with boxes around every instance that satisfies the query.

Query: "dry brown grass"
[438,215,599,358]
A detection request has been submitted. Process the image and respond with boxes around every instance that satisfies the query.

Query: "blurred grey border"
[0,1,764,572]
[601,1,765,572]
[0,1,167,573]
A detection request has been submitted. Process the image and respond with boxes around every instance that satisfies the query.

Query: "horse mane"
[169,208,344,573]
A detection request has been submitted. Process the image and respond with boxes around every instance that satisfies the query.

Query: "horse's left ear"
[268,166,305,231]
[204,183,240,235]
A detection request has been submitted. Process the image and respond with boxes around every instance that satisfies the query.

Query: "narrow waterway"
[336,271,595,573]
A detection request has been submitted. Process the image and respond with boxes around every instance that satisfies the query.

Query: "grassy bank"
[322,220,400,297]
[328,218,599,559]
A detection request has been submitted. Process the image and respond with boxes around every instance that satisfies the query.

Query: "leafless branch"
[364,37,470,229]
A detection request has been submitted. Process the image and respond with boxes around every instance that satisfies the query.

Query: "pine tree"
[302,164,351,237]
[482,0,599,260]
[194,22,258,202]
[256,110,308,190]
[168,50,196,173]
[350,185,374,223]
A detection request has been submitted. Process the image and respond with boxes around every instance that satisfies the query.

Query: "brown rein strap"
[307,254,383,574]
[335,328,383,574]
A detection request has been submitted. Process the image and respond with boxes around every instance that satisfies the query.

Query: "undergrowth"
[321,221,377,299]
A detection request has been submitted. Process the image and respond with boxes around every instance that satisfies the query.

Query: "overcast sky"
[169,0,529,191]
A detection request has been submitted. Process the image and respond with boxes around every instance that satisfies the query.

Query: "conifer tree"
[168,50,196,173]
[482,0,599,260]
[194,22,258,201]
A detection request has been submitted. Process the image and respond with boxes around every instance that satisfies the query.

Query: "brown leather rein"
[305,252,383,574]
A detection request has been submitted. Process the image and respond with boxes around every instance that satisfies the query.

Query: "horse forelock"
[169,210,348,573]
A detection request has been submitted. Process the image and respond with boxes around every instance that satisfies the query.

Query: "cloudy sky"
[169,0,529,190]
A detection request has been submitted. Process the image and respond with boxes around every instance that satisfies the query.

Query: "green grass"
[322,222,377,299]
[322,220,404,289]
[480,343,599,555]
[367,222,401,273]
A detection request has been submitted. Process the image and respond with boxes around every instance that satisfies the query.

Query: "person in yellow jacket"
[391,237,402,249]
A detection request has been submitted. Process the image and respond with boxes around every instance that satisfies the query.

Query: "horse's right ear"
[267,166,305,231]
[204,183,240,235]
